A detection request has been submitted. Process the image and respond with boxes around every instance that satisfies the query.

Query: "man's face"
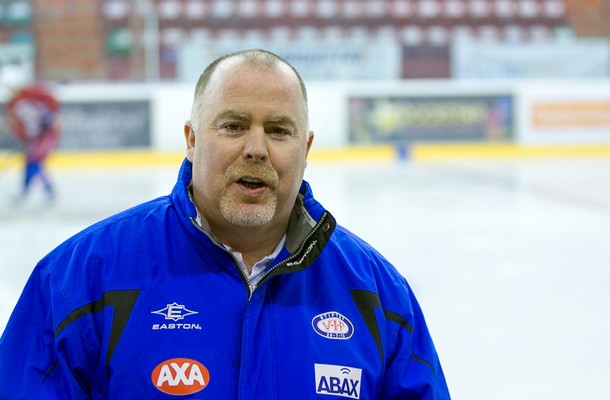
[185,59,313,233]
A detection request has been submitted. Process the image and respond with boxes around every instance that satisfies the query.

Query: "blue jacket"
[0,159,450,399]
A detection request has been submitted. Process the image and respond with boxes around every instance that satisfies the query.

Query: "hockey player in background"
[5,83,60,202]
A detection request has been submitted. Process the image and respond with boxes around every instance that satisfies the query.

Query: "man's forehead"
[210,57,297,88]
[203,60,302,108]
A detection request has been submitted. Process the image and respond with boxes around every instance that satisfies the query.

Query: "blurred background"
[0,0,609,152]
[1,1,610,399]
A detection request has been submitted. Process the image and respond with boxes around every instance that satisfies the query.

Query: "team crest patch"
[312,311,354,339]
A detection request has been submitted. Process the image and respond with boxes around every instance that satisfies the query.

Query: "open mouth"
[238,177,266,189]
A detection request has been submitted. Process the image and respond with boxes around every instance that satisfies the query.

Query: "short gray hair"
[190,49,308,127]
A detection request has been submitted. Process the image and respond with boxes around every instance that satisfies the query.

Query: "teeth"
[241,177,262,183]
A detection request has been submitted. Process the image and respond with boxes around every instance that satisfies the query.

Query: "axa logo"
[151,358,210,395]
[152,302,198,321]
[312,311,354,339]
[315,363,362,399]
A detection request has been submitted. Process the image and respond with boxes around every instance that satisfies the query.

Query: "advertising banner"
[520,83,610,144]
[348,95,514,143]
[59,101,151,149]
[179,40,401,81]
[1,100,151,150]
[452,39,610,79]
[532,102,610,129]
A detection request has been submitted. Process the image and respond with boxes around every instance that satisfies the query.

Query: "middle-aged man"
[0,49,450,399]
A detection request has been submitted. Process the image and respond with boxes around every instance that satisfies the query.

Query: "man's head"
[184,49,314,241]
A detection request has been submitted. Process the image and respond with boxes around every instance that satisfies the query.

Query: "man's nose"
[243,127,269,161]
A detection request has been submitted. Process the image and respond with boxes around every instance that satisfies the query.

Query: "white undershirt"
[223,235,286,292]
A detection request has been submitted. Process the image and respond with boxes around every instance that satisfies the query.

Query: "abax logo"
[315,363,362,399]
[151,358,210,395]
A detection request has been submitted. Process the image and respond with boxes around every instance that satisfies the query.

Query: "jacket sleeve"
[380,286,451,399]
[0,263,90,400]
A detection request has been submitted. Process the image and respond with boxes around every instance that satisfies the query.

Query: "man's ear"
[184,121,195,161]
[304,130,315,167]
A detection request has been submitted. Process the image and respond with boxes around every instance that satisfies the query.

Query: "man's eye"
[222,123,243,132]
[268,127,291,136]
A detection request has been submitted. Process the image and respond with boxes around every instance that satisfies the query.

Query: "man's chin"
[221,204,276,228]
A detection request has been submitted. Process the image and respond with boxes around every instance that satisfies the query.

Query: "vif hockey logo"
[152,302,198,321]
[312,311,354,339]
[151,358,210,395]
[315,363,362,399]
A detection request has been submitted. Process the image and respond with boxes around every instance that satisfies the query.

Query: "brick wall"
[33,0,106,81]
[564,0,610,36]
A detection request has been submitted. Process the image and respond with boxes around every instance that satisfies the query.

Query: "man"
[0,49,450,399]
[5,83,60,201]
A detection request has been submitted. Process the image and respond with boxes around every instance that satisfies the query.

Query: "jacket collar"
[171,158,336,269]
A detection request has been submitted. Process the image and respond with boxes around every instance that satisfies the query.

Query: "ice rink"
[1,154,609,399]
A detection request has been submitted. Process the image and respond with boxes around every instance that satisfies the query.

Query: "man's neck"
[213,224,287,270]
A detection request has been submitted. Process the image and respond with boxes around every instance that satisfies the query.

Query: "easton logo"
[312,311,354,339]
[152,302,198,321]
[151,358,210,395]
[315,363,362,399]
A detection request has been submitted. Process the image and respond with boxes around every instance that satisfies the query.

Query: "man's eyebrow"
[213,110,251,124]
[266,115,297,130]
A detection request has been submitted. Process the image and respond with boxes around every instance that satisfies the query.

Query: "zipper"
[190,212,331,300]
[252,212,331,290]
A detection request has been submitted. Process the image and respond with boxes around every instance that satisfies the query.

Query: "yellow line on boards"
[410,143,610,159]
[1,144,610,170]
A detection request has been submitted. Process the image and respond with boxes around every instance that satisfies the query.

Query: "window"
[376,26,396,40]
[392,0,413,17]
[479,25,499,40]
[530,25,551,40]
[365,0,387,17]
[418,0,440,18]
[445,0,465,17]
[316,0,338,17]
[402,26,423,44]
[428,26,449,44]
[324,26,344,41]
[542,0,565,18]
[159,0,182,19]
[494,0,514,18]
[470,0,490,17]
[212,0,234,18]
[185,0,206,18]
[265,0,285,17]
[7,0,31,21]
[347,26,370,42]
[190,28,212,41]
[344,0,362,17]
[270,27,292,40]
[291,0,310,17]
[103,0,129,19]
[504,25,524,41]
[453,25,473,40]
[237,0,259,17]
[161,28,183,46]
[518,0,539,18]
[296,26,318,41]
